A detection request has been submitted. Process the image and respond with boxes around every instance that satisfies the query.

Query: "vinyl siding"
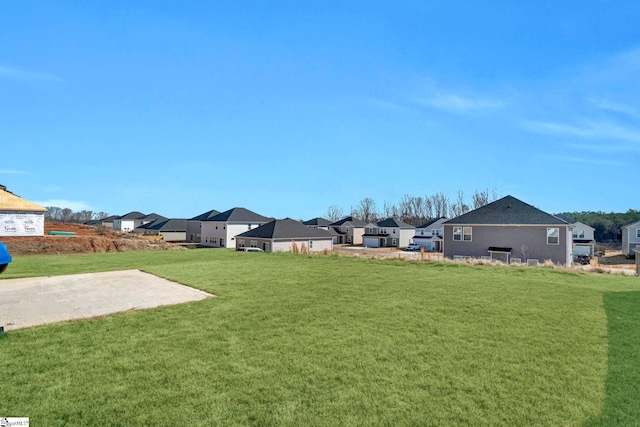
[443,224,571,265]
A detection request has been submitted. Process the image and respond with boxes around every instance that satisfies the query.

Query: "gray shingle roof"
[329,216,368,227]
[144,218,187,232]
[444,196,568,225]
[554,213,577,224]
[143,213,168,222]
[376,217,415,229]
[188,209,221,221]
[206,207,273,223]
[237,219,333,239]
[416,217,447,228]
[118,211,146,220]
[303,217,332,227]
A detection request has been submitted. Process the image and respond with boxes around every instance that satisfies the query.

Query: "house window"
[310,240,313,248]
[380,228,386,234]
[453,227,462,241]
[573,230,585,238]
[392,238,397,245]
[420,230,424,235]
[368,228,374,234]
[250,240,257,247]
[463,227,472,241]
[238,239,245,248]
[248,224,252,230]
[433,229,441,236]
[636,229,640,238]
[547,228,559,245]
[392,229,396,234]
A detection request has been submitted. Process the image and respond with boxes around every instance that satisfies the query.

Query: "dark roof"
[303,217,332,227]
[444,196,568,225]
[416,217,447,228]
[573,239,595,244]
[118,211,146,220]
[188,209,221,221]
[142,213,168,222]
[144,218,187,232]
[363,233,390,237]
[237,219,333,239]
[554,213,577,223]
[206,207,272,223]
[488,246,512,253]
[377,217,415,229]
[412,235,443,240]
[329,216,368,227]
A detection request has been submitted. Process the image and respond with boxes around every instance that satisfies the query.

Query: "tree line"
[45,207,110,223]
[559,210,640,241]
[325,189,500,226]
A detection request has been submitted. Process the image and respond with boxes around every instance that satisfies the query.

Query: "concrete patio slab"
[0,269,212,331]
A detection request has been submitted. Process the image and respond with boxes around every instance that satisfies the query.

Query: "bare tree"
[450,189,469,217]
[472,189,490,209]
[383,201,398,219]
[325,205,344,222]
[352,197,378,223]
[60,208,73,223]
[94,212,110,220]
[431,192,449,218]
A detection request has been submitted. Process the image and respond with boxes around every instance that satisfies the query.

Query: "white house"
[621,220,640,257]
[412,217,447,252]
[113,211,146,232]
[555,214,597,258]
[236,218,334,252]
[201,207,273,248]
[329,216,367,245]
[362,217,415,248]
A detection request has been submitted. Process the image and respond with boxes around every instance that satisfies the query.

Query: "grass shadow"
[585,291,640,426]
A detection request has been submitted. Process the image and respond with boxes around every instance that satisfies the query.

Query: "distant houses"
[621,220,640,258]
[362,218,415,248]
[200,207,273,248]
[236,218,333,252]
[411,217,447,251]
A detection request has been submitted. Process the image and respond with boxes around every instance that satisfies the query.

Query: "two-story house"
[362,218,415,248]
[113,211,146,232]
[186,209,220,243]
[329,216,367,245]
[443,196,573,266]
[200,207,273,248]
[411,217,447,251]
[555,214,596,258]
[621,220,640,257]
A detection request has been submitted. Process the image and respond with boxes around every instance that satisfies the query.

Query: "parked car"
[405,243,422,252]
[0,242,12,274]
[575,254,590,265]
[239,247,264,253]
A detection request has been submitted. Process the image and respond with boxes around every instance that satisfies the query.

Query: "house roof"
[329,216,368,227]
[117,211,146,220]
[621,220,640,229]
[444,196,568,225]
[188,209,221,221]
[376,217,415,229]
[142,213,168,222]
[416,217,447,228]
[206,207,272,223]
[237,218,333,240]
[0,186,47,212]
[144,218,187,232]
[100,215,120,222]
[554,213,577,224]
[303,217,332,227]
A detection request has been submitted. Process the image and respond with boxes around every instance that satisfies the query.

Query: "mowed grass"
[1,250,639,426]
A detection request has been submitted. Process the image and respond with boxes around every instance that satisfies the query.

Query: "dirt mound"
[2,222,182,255]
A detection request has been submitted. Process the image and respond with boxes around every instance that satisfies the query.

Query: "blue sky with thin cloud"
[1,1,639,219]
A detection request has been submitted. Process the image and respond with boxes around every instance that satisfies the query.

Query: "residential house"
[555,214,597,258]
[133,213,168,233]
[443,195,573,266]
[113,211,147,232]
[186,209,220,243]
[621,220,640,257]
[0,185,47,237]
[85,215,120,229]
[412,217,447,251]
[236,218,333,252]
[362,218,415,248]
[329,216,367,245]
[140,218,187,242]
[201,207,273,248]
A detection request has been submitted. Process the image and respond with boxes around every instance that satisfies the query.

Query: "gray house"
[329,216,368,245]
[186,209,220,243]
[412,217,447,251]
[443,196,573,266]
[303,217,332,229]
[236,218,334,252]
[362,218,415,248]
[621,220,640,258]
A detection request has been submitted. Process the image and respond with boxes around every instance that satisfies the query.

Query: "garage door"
[363,237,379,247]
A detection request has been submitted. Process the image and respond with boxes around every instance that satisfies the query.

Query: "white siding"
[201,221,265,247]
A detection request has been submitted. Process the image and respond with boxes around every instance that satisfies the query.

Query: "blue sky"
[1,1,639,220]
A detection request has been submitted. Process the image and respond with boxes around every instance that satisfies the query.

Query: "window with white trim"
[391,238,397,245]
[573,230,585,238]
[309,240,313,248]
[250,240,257,247]
[238,239,245,247]
[636,228,640,238]
[420,230,424,235]
[463,227,472,241]
[547,228,559,245]
[453,227,462,241]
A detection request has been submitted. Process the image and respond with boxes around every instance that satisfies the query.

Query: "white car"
[405,243,422,252]
[239,247,264,253]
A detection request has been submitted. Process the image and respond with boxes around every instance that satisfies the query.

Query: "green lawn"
[1,250,639,426]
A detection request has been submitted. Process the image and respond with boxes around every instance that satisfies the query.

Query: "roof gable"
[207,207,272,223]
[118,211,146,220]
[417,217,447,229]
[0,188,47,212]
[237,218,333,239]
[145,218,187,232]
[444,196,568,225]
[329,216,367,227]
[303,217,331,227]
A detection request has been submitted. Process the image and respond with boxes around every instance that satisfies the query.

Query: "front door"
[263,242,269,251]
[220,238,224,247]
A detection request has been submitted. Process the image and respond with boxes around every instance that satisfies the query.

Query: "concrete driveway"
[0,270,212,331]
